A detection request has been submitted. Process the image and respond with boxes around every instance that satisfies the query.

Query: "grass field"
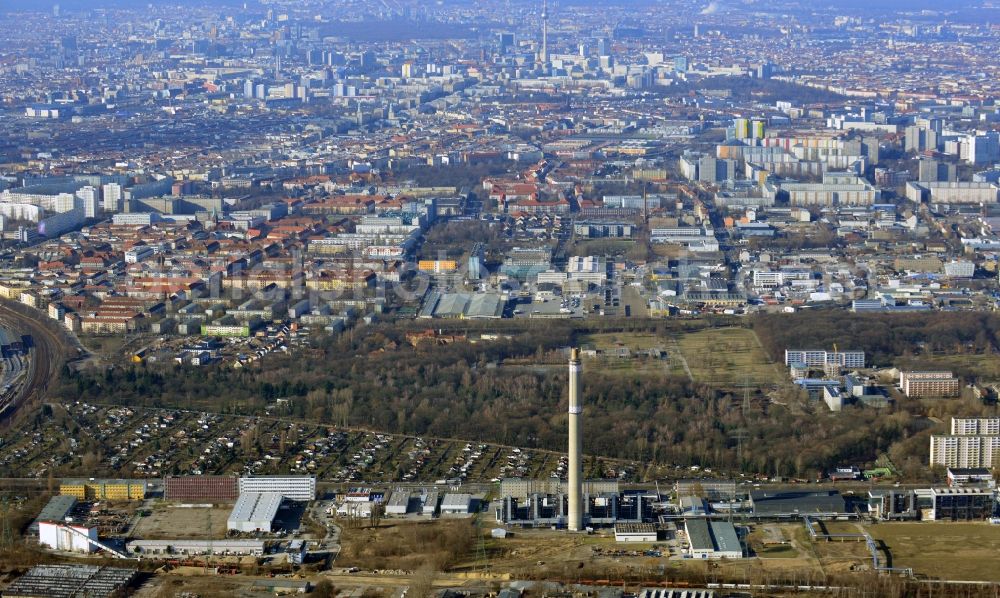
[869,522,1000,581]
[579,332,686,377]
[577,327,783,385]
[675,327,784,387]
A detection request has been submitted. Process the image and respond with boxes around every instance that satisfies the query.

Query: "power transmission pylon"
[0,496,15,550]
[730,429,749,464]
[475,514,489,575]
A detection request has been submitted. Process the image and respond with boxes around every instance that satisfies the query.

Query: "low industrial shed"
[614,522,658,542]
[684,518,742,559]
[749,490,847,518]
[385,490,412,515]
[440,493,473,515]
[127,539,265,556]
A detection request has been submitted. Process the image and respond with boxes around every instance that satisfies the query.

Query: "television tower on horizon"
[540,0,549,66]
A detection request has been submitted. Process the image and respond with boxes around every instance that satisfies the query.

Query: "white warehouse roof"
[228,492,282,531]
[441,493,472,512]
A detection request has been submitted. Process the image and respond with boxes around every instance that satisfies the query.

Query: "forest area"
[48,312,999,481]
[752,310,1000,373]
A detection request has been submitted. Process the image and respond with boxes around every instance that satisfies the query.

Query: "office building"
[499,31,515,55]
[946,467,995,488]
[238,476,315,501]
[597,37,610,57]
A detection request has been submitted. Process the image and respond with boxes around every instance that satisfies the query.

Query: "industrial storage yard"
[129,505,231,540]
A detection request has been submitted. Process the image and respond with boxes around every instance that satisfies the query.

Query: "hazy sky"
[4,0,995,13]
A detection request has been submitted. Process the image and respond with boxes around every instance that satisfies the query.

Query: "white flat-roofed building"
[614,522,658,542]
[227,492,282,533]
[422,491,439,516]
[238,476,315,501]
[386,491,411,516]
[440,493,473,516]
[784,349,864,370]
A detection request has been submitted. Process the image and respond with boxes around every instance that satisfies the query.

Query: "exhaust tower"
[567,347,583,531]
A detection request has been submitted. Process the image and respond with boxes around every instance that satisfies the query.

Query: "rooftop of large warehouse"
[228,491,283,523]
[686,518,740,553]
[749,489,846,515]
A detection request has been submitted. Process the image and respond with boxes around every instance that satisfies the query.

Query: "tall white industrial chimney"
[567,347,583,531]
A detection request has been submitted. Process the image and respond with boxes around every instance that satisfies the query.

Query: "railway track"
[0,300,79,422]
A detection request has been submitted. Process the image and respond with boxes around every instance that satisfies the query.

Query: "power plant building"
[924,487,994,521]
[494,489,657,527]
[499,478,619,499]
